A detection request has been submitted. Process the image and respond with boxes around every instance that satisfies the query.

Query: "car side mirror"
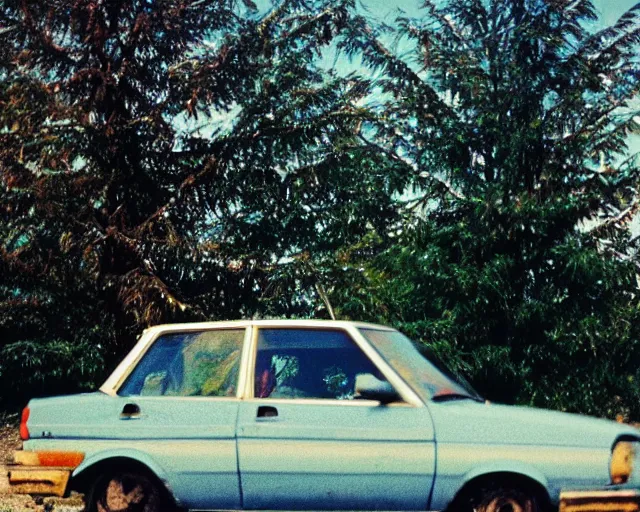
[355,373,401,404]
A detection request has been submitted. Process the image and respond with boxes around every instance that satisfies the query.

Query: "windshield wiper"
[432,392,483,403]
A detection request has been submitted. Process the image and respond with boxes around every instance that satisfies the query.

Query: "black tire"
[87,471,172,512]
[469,486,540,512]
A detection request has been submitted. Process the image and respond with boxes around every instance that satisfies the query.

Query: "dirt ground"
[0,413,84,512]
[0,413,20,465]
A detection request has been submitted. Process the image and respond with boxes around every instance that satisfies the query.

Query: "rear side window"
[119,329,244,397]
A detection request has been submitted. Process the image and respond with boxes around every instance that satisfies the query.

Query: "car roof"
[142,319,395,335]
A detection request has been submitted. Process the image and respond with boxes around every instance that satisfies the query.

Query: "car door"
[236,326,436,511]
[107,326,249,510]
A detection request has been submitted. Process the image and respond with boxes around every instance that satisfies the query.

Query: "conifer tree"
[334,0,640,418]
[0,0,402,404]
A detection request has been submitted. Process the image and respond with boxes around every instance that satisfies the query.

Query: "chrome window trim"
[236,326,254,399]
[100,328,157,396]
[243,324,260,398]
[346,324,424,408]
[240,397,414,407]
[122,396,241,402]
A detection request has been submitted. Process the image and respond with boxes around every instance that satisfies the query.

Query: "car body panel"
[25,436,241,510]
[426,401,640,509]
[428,401,639,448]
[237,399,435,510]
[431,443,612,509]
[15,320,640,511]
[26,392,114,439]
[24,393,242,510]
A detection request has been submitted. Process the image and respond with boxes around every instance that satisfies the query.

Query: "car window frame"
[100,320,424,407]
[243,325,424,407]
[108,324,253,400]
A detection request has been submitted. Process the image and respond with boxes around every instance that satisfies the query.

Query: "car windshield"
[359,328,482,402]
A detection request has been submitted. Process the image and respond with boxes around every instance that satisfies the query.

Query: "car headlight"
[610,441,636,485]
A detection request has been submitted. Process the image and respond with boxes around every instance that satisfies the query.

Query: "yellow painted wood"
[560,494,640,512]
[7,467,71,497]
[12,451,40,466]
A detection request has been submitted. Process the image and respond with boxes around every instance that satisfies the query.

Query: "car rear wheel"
[88,471,169,512]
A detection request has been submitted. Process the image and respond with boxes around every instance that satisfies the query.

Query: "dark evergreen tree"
[3,0,640,421]
[0,0,406,406]
[332,0,640,419]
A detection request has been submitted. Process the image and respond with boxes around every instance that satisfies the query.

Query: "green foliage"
[0,336,104,402]
[1,0,640,422]
[327,0,640,419]
[0,0,405,407]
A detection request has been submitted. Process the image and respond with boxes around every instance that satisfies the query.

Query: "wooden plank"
[11,452,38,466]
[560,490,640,512]
[7,468,70,497]
[0,464,9,494]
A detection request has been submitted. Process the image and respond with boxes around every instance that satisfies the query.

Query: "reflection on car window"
[119,329,244,397]
[254,329,389,400]
[359,328,482,402]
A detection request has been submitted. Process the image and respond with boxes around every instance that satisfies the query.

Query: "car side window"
[254,328,390,400]
[119,329,244,397]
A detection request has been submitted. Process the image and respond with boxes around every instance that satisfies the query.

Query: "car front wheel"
[88,471,168,512]
[470,487,539,512]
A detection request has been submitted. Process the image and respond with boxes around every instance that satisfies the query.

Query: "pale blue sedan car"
[8,320,640,512]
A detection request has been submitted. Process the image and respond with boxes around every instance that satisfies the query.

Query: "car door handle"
[256,405,278,419]
[120,403,141,419]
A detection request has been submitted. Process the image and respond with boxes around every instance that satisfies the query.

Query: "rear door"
[236,326,436,511]
[109,327,248,510]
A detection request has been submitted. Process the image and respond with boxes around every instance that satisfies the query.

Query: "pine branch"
[357,133,466,201]
[0,25,17,36]
[587,196,640,235]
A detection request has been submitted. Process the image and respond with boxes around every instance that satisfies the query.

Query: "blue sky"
[354,0,640,157]
[590,0,640,157]
[593,0,638,25]
[361,0,637,24]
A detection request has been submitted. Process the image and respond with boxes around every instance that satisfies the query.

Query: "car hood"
[428,400,640,448]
